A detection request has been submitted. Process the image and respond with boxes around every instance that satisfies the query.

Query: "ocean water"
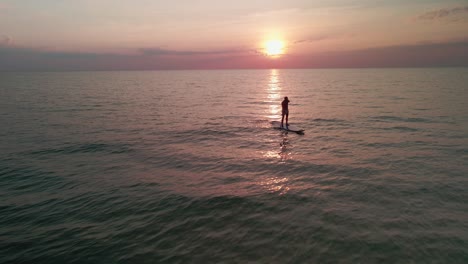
[1,68,467,263]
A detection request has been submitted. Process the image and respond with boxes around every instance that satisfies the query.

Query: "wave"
[370,115,433,123]
[25,143,133,156]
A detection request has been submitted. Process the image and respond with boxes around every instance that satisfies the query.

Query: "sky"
[0,0,467,71]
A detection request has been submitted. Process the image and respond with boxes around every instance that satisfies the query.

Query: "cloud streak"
[1,40,468,71]
[311,40,468,68]
[138,47,250,56]
[294,32,353,44]
[294,35,330,44]
[0,35,12,46]
[418,5,468,20]
[0,45,258,71]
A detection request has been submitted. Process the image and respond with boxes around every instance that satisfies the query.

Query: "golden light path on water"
[260,69,293,195]
[267,69,281,119]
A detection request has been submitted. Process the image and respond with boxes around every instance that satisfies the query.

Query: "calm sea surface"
[1,68,468,263]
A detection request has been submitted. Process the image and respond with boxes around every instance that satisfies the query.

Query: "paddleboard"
[271,121,305,134]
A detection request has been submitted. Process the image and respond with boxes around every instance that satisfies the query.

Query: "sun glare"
[264,40,284,57]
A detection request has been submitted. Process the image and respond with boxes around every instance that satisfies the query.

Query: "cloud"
[138,47,249,56]
[1,40,468,71]
[290,40,468,68]
[0,35,12,46]
[0,45,256,71]
[0,45,141,71]
[294,32,354,44]
[418,5,468,20]
[294,35,330,44]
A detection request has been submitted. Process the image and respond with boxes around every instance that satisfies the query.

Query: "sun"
[264,40,285,57]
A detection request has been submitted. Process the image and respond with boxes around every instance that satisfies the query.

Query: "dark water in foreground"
[1,68,468,263]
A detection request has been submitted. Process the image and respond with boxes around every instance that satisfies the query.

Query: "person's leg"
[286,112,289,126]
[281,114,285,128]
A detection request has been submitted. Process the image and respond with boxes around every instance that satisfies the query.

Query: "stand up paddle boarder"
[281,96,290,128]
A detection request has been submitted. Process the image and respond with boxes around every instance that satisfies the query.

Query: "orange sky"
[0,0,467,70]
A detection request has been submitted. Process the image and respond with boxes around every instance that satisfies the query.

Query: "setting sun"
[264,40,285,57]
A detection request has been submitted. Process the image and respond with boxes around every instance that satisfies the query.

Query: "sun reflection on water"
[266,69,281,119]
[263,134,292,161]
[259,176,290,195]
[258,69,293,195]
[262,69,294,162]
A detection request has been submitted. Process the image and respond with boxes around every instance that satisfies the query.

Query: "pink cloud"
[138,47,251,56]
[1,40,468,71]
[294,31,354,44]
[0,35,13,46]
